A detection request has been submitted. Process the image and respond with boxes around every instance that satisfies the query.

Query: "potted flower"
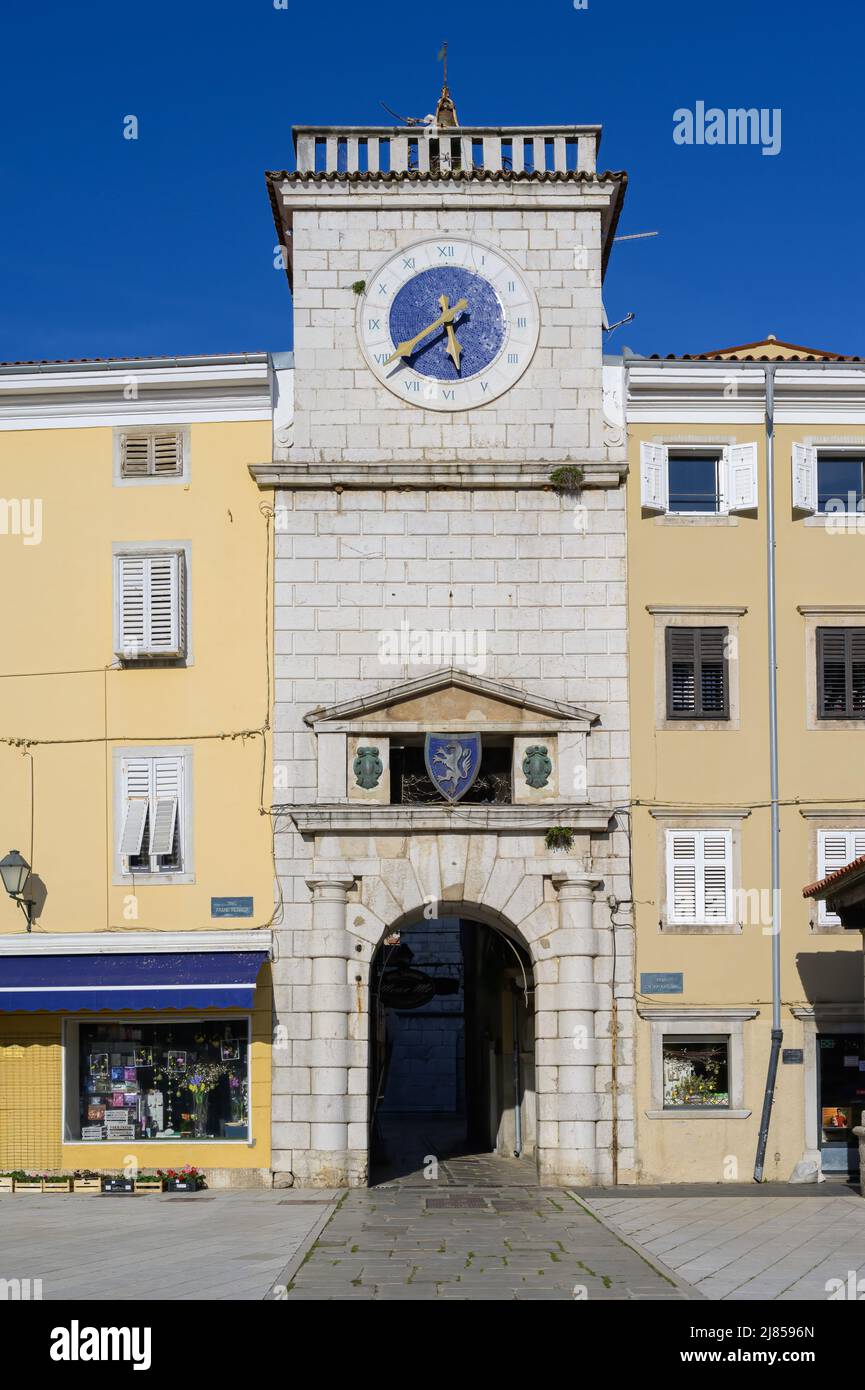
[14,1172,44,1193]
[0,1171,17,1194]
[72,1169,102,1194]
[101,1172,135,1194]
[42,1174,72,1193]
[160,1164,204,1193]
[134,1170,163,1193]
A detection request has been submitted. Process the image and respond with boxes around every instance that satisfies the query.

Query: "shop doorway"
[818,1032,865,1174]
[368,915,535,1181]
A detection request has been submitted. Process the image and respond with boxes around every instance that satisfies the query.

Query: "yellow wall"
[0,418,274,1173]
[627,416,864,1183]
[0,421,273,933]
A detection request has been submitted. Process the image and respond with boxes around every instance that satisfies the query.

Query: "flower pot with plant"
[72,1170,102,1194]
[159,1164,204,1192]
[41,1175,72,1193]
[0,1173,16,1194]
[101,1174,135,1194]
[134,1171,163,1193]
[14,1173,44,1193]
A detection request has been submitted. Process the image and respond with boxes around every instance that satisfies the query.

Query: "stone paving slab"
[586,1192,865,1301]
[284,1158,695,1301]
[0,1189,340,1301]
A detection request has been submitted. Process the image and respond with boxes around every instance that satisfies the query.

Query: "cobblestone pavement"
[283,1154,694,1301]
[586,1189,865,1300]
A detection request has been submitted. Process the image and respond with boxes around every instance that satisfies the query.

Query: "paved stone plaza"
[281,1154,692,1301]
[586,1188,865,1301]
[0,1190,339,1301]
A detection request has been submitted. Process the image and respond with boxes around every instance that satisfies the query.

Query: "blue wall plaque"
[211,897,254,919]
[640,971,684,995]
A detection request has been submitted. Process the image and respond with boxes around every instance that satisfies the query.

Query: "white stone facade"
[258,127,633,1187]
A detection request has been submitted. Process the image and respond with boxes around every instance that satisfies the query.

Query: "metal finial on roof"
[434,41,459,127]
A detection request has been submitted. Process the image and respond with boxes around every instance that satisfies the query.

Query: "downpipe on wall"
[754,362,782,1183]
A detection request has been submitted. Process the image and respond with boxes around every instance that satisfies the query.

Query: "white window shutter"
[702,831,732,922]
[640,442,668,513]
[121,430,183,478]
[667,831,698,923]
[150,757,181,856]
[117,556,148,658]
[148,553,185,656]
[792,442,817,514]
[119,757,151,856]
[117,552,185,659]
[818,829,865,925]
[726,443,758,513]
[119,799,148,856]
[152,431,184,476]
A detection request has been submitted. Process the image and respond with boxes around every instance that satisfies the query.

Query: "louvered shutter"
[152,431,184,476]
[116,552,185,659]
[698,628,729,716]
[640,442,669,513]
[792,442,817,514]
[666,628,697,715]
[702,832,732,922]
[667,832,699,923]
[818,829,865,925]
[117,556,148,657]
[150,757,181,856]
[667,829,732,925]
[121,431,184,479]
[726,443,758,513]
[121,435,151,478]
[119,757,151,857]
[817,627,864,717]
[148,553,185,656]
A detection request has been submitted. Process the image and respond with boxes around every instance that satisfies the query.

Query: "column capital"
[305,874,355,902]
[550,872,604,900]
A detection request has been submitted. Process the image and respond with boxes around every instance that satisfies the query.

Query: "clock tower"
[257,93,632,1189]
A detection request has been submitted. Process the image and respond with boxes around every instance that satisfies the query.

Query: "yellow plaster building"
[625,337,865,1184]
[0,354,276,1183]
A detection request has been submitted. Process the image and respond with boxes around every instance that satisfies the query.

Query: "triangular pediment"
[304,668,598,729]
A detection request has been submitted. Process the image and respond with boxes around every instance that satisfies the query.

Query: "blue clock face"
[358,237,540,412]
[388,267,506,381]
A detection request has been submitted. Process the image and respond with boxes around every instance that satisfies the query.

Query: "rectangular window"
[662,1036,730,1109]
[665,627,729,718]
[118,752,186,876]
[668,452,722,513]
[67,1019,249,1142]
[114,550,187,660]
[817,627,865,718]
[666,829,733,925]
[120,430,185,480]
[817,830,865,925]
[817,455,865,514]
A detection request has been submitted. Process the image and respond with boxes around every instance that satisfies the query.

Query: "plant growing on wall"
[548,466,584,492]
[544,826,574,851]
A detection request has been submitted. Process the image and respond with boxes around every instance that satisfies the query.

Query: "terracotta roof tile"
[803,853,865,899]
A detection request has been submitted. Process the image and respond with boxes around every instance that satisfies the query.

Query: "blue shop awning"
[0,951,269,1012]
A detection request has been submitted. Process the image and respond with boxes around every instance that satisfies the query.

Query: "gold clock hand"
[383,296,468,365]
[439,295,463,371]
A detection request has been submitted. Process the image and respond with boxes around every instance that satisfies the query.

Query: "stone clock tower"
[255,91,632,1188]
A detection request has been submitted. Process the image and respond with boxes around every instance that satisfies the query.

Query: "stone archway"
[295,850,610,1188]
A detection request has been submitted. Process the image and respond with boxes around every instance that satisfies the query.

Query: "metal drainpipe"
[754,362,783,1182]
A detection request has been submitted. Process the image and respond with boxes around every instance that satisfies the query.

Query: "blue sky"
[2,0,862,361]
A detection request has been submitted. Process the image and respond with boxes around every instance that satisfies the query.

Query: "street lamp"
[0,850,34,930]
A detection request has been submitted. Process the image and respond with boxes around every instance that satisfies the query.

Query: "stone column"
[536,872,608,1186]
[292,875,359,1186]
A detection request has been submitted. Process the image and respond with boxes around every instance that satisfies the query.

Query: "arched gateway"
[273,669,632,1189]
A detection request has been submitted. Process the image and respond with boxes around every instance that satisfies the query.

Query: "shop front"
[0,932,273,1184]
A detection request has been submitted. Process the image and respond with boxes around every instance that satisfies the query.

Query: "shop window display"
[662,1036,730,1109]
[72,1020,249,1141]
